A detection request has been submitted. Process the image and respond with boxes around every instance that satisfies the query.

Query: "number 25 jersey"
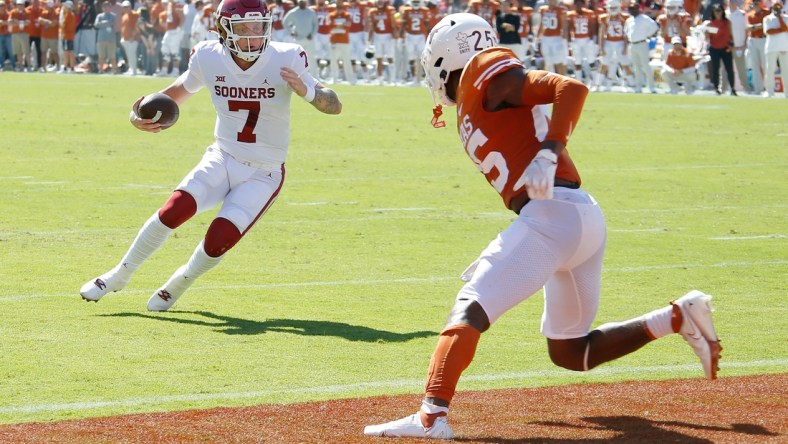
[182,40,318,165]
[455,47,583,211]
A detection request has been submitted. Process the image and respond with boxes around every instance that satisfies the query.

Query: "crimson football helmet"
[216,0,273,62]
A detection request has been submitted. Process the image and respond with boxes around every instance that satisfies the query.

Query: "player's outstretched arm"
[280,67,343,115]
[310,84,342,115]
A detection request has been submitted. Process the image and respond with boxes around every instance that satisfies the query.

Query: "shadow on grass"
[455,415,779,443]
[100,310,436,342]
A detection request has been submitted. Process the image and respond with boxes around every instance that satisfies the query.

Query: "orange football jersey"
[329,10,351,43]
[402,6,429,35]
[567,8,596,39]
[665,46,695,71]
[346,1,368,33]
[314,4,336,35]
[657,12,691,42]
[600,13,628,42]
[539,5,566,37]
[468,0,500,26]
[368,6,394,34]
[455,48,583,210]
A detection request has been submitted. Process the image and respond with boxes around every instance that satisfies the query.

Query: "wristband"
[302,83,316,103]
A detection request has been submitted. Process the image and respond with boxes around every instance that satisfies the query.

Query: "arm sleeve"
[292,45,319,88]
[521,71,588,144]
[181,46,206,93]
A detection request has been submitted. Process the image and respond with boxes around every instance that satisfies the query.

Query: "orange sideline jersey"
[9,8,28,33]
[401,6,429,35]
[368,6,394,34]
[271,1,293,31]
[600,13,628,42]
[539,5,565,37]
[329,9,351,43]
[0,10,10,36]
[567,8,595,39]
[25,4,43,37]
[427,3,443,29]
[122,11,140,41]
[665,47,695,71]
[346,1,367,32]
[657,12,691,41]
[518,6,533,38]
[455,48,583,210]
[747,8,768,38]
[202,5,216,32]
[468,0,500,26]
[160,4,181,31]
[60,9,77,40]
[40,6,59,39]
[314,4,336,35]
[151,1,165,32]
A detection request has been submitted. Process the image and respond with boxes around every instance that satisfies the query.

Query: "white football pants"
[457,187,606,340]
[176,146,285,234]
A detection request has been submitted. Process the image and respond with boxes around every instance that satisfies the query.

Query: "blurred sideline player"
[567,0,597,84]
[593,0,634,90]
[312,0,333,79]
[537,0,569,75]
[80,0,342,311]
[657,0,691,60]
[346,0,370,82]
[364,12,721,439]
[368,0,396,84]
[401,0,429,84]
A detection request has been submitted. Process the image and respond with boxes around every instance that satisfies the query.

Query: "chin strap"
[431,105,446,128]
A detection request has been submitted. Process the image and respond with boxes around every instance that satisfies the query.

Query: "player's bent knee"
[445,298,490,333]
[158,190,197,229]
[204,217,242,257]
[547,337,589,372]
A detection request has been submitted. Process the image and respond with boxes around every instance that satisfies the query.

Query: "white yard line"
[0,359,784,415]
[709,234,785,240]
[1,259,785,302]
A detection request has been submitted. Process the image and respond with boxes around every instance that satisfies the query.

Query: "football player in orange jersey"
[364,12,721,440]
[537,0,569,74]
[346,0,371,82]
[401,0,430,84]
[567,0,598,84]
[657,0,692,59]
[466,0,500,26]
[368,0,396,83]
[593,0,635,90]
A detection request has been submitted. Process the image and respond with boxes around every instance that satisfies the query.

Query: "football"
[137,93,179,129]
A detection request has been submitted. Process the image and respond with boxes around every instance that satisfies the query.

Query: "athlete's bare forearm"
[311,86,342,115]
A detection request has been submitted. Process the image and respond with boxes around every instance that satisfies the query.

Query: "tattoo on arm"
[311,86,342,115]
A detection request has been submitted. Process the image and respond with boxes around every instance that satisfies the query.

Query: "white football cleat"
[147,265,192,312]
[364,413,453,439]
[80,265,131,302]
[673,290,722,380]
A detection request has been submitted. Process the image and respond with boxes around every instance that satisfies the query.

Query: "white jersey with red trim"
[182,40,318,165]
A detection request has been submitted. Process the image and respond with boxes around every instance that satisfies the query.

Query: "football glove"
[515,148,558,200]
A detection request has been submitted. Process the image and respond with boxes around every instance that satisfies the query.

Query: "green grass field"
[0,73,785,425]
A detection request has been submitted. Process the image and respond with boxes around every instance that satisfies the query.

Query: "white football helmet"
[606,0,621,14]
[216,0,273,62]
[665,0,683,15]
[420,13,498,106]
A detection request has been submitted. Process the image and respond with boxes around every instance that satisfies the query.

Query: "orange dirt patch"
[1,374,786,443]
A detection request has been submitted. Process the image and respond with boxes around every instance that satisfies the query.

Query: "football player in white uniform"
[80,0,341,311]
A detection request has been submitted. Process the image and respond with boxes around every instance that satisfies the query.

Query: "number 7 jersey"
[182,40,318,165]
[456,47,583,211]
